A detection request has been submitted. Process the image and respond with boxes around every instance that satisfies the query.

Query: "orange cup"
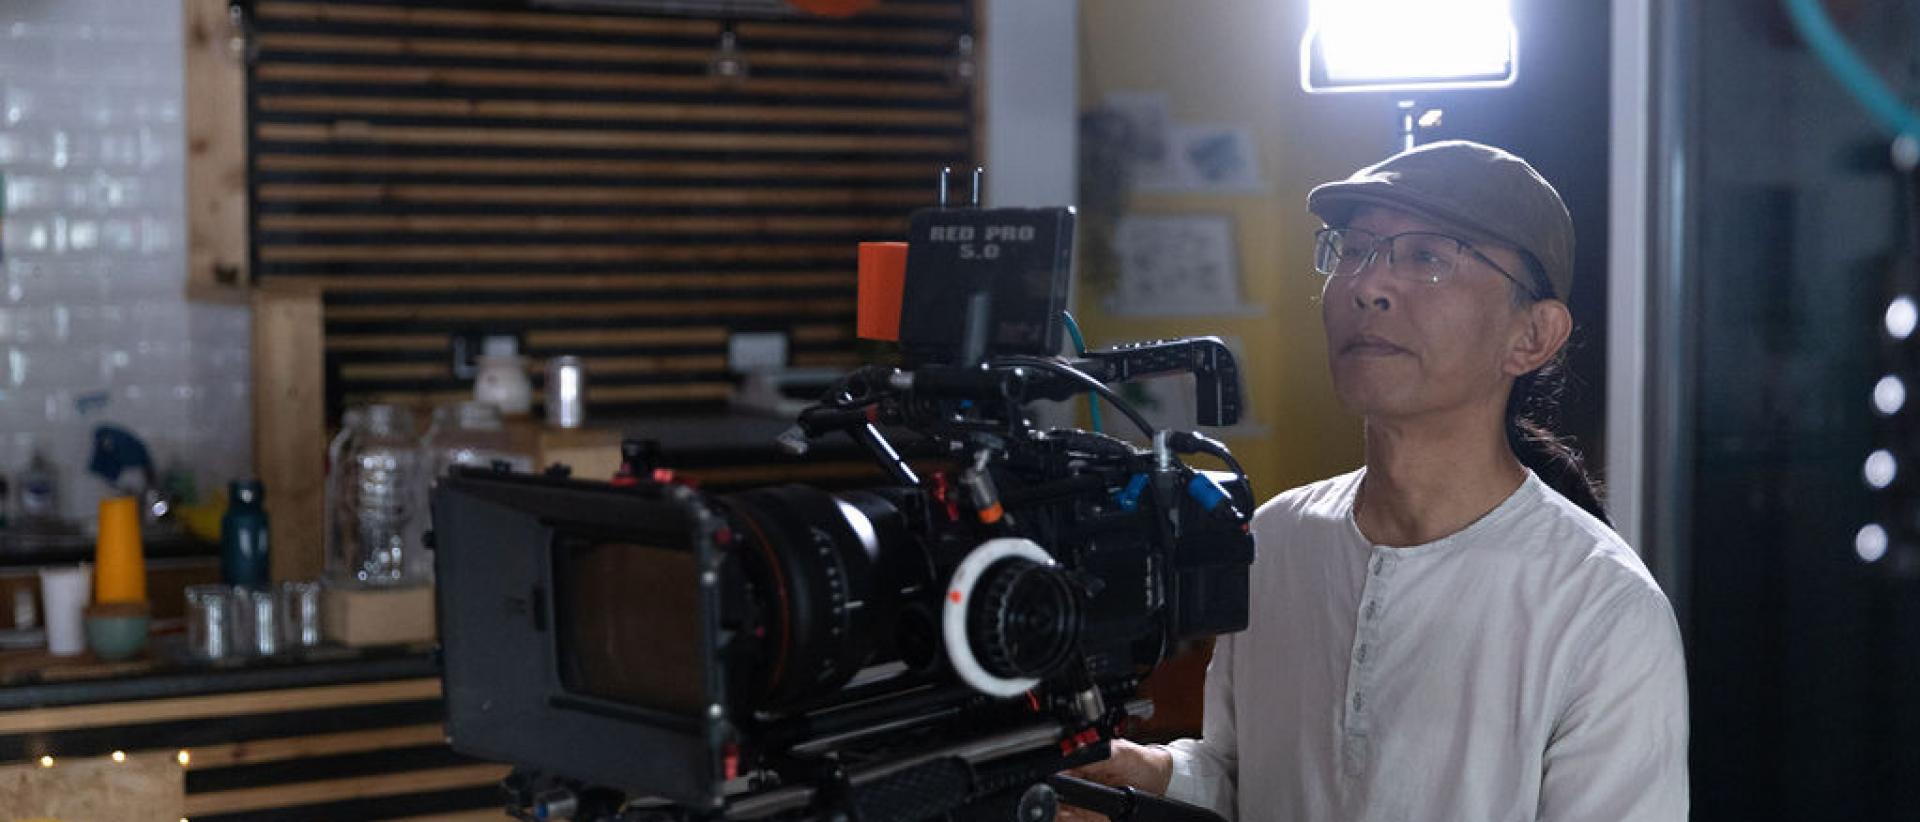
[94,496,148,604]
[857,242,908,342]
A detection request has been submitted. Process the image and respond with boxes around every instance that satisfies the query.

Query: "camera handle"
[1044,775,1229,822]
[1070,338,1242,428]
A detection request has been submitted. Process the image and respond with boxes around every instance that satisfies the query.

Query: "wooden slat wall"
[0,677,510,820]
[247,0,978,420]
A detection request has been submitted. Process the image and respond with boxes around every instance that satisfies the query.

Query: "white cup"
[38,565,92,656]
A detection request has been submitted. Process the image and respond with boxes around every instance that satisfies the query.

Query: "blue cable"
[1781,0,1920,145]
[1060,311,1103,432]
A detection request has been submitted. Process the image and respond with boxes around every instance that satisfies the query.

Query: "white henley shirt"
[1159,468,1688,821]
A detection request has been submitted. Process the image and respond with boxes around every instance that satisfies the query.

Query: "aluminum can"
[545,356,587,428]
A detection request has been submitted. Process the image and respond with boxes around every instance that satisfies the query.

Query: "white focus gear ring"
[942,537,1055,697]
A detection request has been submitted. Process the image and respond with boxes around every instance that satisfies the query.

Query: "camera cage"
[431,193,1249,822]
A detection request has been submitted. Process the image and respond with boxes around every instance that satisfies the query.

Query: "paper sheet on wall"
[1095,93,1265,193]
[1104,215,1256,317]
[1145,125,1264,193]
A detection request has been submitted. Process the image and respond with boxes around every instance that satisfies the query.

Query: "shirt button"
[1357,644,1369,662]
[1371,556,1384,576]
[1365,601,1379,620]
[1352,693,1365,712]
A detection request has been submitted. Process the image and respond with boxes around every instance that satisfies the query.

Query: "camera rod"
[723,722,1063,820]
[725,699,1155,821]
[1045,776,1229,822]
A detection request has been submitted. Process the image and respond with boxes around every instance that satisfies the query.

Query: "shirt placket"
[1343,547,1396,779]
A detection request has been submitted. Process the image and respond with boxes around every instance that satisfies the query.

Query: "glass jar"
[423,401,533,479]
[184,584,231,660]
[324,405,428,588]
[418,402,533,583]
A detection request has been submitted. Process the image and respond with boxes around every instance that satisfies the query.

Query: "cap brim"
[1308,182,1511,253]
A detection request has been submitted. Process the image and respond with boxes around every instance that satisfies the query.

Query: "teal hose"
[1780,0,1920,144]
[1060,311,1103,432]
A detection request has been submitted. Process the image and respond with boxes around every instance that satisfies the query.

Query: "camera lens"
[967,558,1079,680]
[722,486,915,711]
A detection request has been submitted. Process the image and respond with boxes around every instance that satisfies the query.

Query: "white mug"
[38,565,92,656]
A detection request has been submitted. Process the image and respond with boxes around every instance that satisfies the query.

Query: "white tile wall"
[0,0,251,521]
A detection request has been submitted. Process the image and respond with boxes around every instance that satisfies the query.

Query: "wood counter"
[0,650,509,821]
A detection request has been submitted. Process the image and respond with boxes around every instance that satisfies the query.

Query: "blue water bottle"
[221,479,272,588]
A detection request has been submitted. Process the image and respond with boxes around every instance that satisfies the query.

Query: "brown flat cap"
[1307,140,1574,301]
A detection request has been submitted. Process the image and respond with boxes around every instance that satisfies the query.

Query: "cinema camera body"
[431,189,1255,822]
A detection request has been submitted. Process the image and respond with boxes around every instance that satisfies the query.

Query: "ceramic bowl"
[83,601,151,661]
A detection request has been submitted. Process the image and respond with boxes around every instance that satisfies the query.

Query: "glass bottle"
[324,405,427,588]
[219,479,270,588]
[18,449,59,523]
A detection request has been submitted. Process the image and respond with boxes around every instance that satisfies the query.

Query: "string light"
[38,755,54,768]
[111,750,127,763]
[1874,374,1907,416]
[1864,449,1898,490]
[1856,524,1889,563]
[177,749,192,767]
[1888,295,1918,340]
[1865,293,1920,567]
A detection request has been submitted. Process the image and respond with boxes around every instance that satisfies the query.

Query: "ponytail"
[1505,255,1610,526]
[1506,365,1610,526]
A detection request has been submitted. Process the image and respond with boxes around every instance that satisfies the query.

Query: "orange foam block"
[857,241,908,342]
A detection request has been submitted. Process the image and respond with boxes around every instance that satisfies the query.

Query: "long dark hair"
[1507,258,1611,526]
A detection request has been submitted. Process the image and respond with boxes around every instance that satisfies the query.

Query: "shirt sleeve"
[1538,587,1690,822]
[1157,634,1238,818]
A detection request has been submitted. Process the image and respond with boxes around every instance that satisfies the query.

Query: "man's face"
[1319,205,1534,422]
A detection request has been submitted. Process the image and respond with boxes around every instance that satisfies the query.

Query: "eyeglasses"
[1313,227,1537,298]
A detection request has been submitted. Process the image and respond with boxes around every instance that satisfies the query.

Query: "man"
[1064,141,1689,821]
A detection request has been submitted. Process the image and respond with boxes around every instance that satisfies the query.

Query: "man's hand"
[1055,739,1175,822]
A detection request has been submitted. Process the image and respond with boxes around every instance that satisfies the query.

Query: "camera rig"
[431,183,1252,822]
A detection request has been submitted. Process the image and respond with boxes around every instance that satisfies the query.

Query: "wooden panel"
[260,212,907,233]
[252,32,952,72]
[185,723,448,770]
[259,242,856,264]
[300,272,852,292]
[255,1,962,37]
[251,285,328,583]
[390,811,515,822]
[0,678,440,735]
[0,561,218,632]
[0,751,183,822]
[254,63,962,101]
[255,122,968,153]
[184,762,512,816]
[255,94,968,127]
[525,326,731,348]
[249,0,976,423]
[324,297,852,322]
[184,0,250,302]
[343,383,734,409]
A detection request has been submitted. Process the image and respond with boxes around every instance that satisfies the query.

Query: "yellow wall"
[1077,0,1397,495]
